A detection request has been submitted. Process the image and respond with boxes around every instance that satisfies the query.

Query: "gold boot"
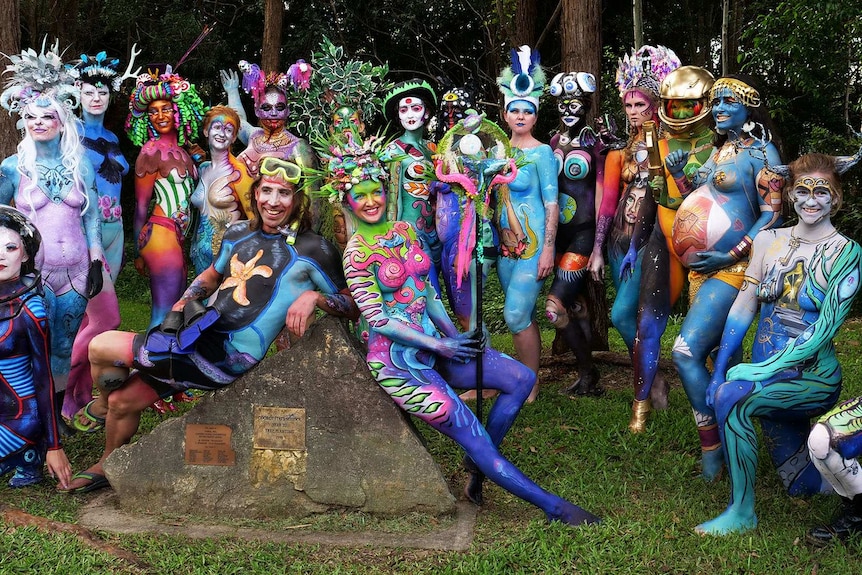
[628,399,651,434]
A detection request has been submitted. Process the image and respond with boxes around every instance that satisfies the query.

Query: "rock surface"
[104,316,456,518]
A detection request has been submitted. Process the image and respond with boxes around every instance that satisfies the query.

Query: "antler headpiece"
[71,44,141,93]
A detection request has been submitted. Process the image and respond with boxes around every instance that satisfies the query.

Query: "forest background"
[0,0,860,251]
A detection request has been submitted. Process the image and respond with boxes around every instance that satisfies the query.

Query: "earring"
[742,121,756,136]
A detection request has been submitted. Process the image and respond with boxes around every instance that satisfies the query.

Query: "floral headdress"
[125,64,207,147]
[316,131,395,204]
[614,45,680,101]
[1,39,78,115]
[70,45,141,93]
[497,46,546,109]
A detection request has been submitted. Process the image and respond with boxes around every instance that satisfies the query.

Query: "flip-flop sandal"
[64,471,110,494]
[70,399,106,433]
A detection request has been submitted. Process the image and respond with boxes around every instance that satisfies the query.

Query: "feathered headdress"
[70,44,141,93]
[615,45,680,101]
[238,59,311,106]
[497,46,546,109]
[1,38,78,115]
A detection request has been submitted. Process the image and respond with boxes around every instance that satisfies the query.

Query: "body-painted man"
[494,46,558,402]
[0,207,71,490]
[126,66,207,330]
[0,41,106,420]
[544,70,604,397]
[65,48,139,426]
[327,133,599,525]
[697,151,861,535]
[64,158,357,493]
[668,75,784,480]
[190,105,254,275]
[619,66,716,433]
[382,80,440,269]
[589,46,680,404]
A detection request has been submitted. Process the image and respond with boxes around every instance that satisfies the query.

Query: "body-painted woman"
[190,105,254,275]
[328,134,599,525]
[0,41,105,418]
[620,66,716,433]
[126,67,207,329]
[382,80,440,269]
[668,76,784,479]
[697,151,862,535]
[494,46,557,402]
[0,207,71,490]
[65,49,138,426]
[588,46,679,406]
[544,70,604,397]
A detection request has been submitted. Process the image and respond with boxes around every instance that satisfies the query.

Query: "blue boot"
[2,447,43,488]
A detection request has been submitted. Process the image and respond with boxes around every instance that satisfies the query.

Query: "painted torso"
[82,123,128,224]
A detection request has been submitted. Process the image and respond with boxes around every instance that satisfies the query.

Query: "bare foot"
[525,382,539,404]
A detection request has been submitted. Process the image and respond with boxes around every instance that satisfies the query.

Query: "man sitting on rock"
[64,157,357,493]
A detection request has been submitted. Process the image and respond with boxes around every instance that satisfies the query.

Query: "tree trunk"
[557,0,609,352]
[262,0,283,71]
[511,0,537,47]
[633,0,644,49]
[0,0,19,158]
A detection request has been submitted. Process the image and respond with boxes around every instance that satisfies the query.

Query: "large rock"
[103,316,456,518]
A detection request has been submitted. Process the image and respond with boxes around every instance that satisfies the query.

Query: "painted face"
[440,88,471,130]
[345,180,386,225]
[255,88,288,130]
[505,100,538,136]
[0,227,27,283]
[331,106,365,137]
[623,184,647,225]
[255,175,296,233]
[623,90,654,129]
[665,99,698,120]
[398,96,426,131]
[147,99,175,135]
[791,172,835,225]
[80,83,110,117]
[557,97,586,128]
[711,87,748,134]
[23,105,62,142]
[206,115,238,153]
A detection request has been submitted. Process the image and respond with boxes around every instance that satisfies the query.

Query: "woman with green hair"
[125,66,207,329]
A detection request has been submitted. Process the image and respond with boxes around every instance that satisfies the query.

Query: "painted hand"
[437,332,481,363]
[619,245,638,281]
[220,69,239,92]
[665,149,690,177]
[689,250,735,274]
[588,250,604,282]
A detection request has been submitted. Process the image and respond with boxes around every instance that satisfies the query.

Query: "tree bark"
[262,0,284,71]
[511,0,537,47]
[0,0,19,158]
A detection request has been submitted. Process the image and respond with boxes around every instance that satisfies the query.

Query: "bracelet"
[728,235,753,260]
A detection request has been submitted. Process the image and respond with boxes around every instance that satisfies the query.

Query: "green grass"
[3,285,862,573]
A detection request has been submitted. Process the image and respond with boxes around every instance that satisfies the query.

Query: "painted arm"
[620,183,658,281]
[80,159,104,263]
[343,244,477,361]
[728,240,862,383]
[172,265,223,312]
[219,68,253,144]
[589,148,621,280]
[0,156,18,205]
[537,145,559,280]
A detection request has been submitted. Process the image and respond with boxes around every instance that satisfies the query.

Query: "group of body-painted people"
[1,39,861,543]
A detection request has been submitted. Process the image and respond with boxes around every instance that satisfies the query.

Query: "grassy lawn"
[2,264,861,573]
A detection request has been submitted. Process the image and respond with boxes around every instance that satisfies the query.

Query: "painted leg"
[64,280,120,420]
[696,379,758,535]
[672,278,737,479]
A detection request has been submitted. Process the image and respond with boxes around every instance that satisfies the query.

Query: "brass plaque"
[253,406,306,450]
[185,424,236,466]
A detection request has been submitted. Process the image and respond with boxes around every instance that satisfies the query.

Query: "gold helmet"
[658,66,715,133]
